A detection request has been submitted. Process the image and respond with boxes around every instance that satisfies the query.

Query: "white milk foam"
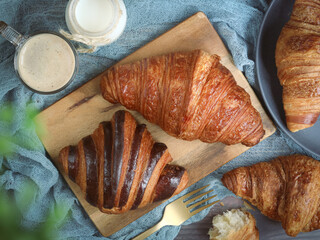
[17,33,75,92]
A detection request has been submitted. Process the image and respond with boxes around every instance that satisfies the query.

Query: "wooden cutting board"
[36,12,275,237]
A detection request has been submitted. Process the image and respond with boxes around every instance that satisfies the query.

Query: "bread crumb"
[220,202,225,206]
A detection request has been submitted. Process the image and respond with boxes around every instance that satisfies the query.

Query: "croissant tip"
[221,172,234,193]
[287,123,312,133]
[289,128,299,133]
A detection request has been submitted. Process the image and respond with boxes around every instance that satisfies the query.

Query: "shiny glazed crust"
[222,154,320,237]
[100,49,265,146]
[275,0,320,132]
[58,110,188,214]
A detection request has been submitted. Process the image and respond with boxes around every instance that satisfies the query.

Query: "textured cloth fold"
[0,0,311,239]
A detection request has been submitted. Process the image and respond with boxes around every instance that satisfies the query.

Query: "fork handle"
[132,221,166,240]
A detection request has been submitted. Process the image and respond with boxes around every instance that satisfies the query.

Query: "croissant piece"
[101,49,265,146]
[275,0,320,132]
[208,209,259,240]
[58,110,188,214]
[222,154,320,237]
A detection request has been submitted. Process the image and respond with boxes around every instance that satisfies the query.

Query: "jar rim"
[66,0,120,38]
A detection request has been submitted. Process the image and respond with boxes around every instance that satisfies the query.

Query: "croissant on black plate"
[100,49,265,146]
[59,110,188,214]
[276,0,320,132]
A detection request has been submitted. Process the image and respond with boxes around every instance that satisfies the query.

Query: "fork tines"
[182,185,219,215]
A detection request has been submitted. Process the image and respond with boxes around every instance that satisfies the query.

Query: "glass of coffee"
[0,21,78,94]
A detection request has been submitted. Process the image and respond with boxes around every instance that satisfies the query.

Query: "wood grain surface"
[36,12,276,237]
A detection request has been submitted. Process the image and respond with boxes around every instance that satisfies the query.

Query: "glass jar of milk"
[0,22,78,94]
[65,0,127,46]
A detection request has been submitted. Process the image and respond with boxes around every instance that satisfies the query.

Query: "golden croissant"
[222,154,320,237]
[275,0,320,132]
[58,110,188,214]
[101,49,265,146]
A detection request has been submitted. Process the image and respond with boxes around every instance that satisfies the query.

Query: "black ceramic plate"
[256,0,320,158]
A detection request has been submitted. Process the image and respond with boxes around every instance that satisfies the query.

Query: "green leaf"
[0,136,15,156]
[46,202,69,227]
[0,187,62,240]
[23,104,39,130]
[0,104,14,123]
[18,182,37,211]
[23,102,46,139]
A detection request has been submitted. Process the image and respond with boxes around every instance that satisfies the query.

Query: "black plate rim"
[256,0,320,158]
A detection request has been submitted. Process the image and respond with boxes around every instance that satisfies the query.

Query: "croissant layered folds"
[275,0,320,132]
[59,110,188,214]
[222,154,320,237]
[101,49,265,146]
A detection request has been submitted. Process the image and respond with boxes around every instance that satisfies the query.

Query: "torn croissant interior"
[58,110,188,214]
[208,209,259,240]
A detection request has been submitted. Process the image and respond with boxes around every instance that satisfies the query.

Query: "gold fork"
[132,185,219,240]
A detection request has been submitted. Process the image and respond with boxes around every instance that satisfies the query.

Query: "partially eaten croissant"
[222,154,320,237]
[101,49,265,146]
[58,110,188,214]
[275,0,320,132]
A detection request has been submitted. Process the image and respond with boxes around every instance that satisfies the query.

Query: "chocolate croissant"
[58,110,188,214]
[222,154,320,237]
[275,0,320,132]
[101,49,265,146]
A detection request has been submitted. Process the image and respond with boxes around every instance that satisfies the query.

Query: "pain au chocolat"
[100,49,265,146]
[58,110,188,214]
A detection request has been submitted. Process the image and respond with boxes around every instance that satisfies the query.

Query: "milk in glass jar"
[65,0,127,46]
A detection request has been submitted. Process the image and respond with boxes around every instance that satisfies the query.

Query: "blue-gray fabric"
[0,0,316,239]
